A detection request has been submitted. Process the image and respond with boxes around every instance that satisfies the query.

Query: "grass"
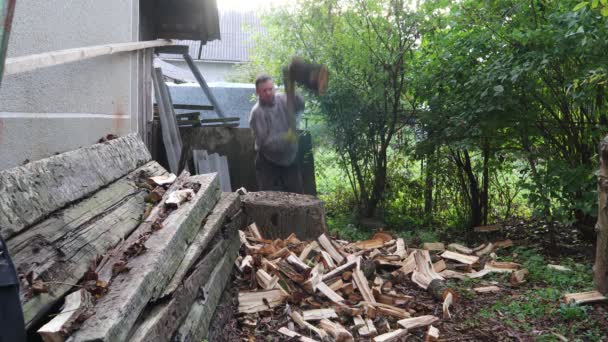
[471,247,605,341]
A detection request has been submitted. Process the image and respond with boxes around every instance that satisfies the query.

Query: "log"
[397,315,439,330]
[373,329,408,342]
[563,291,607,305]
[69,174,220,342]
[9,161,166,328]
[597,136,608,294]
[162,193,241,297]
[38,290,93,342]
[170,237,242,342]
[277,327,318,342]
[128,215,243,342]
[318,319,354,342]
[0,133,150,239]
[242,191,328,240]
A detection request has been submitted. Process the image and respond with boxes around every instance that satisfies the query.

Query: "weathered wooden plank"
[69,174,220,342]
[128,212,243,342]
[171,236,241,341]
[8,161,166,328]
[162,193,240,298]
[0,134,151,239]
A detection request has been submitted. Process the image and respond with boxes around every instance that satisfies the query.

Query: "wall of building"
[0,0,140,170]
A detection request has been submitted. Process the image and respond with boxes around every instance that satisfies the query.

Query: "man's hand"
[283,128,298,144]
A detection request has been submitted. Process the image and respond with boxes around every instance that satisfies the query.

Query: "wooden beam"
[70,174,219,342]
[1,134,150,239]
[152,67,182,174]
[9,162,166,328]
[5,39,174,75]
[162,193,240,297]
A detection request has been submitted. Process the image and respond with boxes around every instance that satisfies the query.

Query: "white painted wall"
[163,59,238,82]
[0,0,140,170]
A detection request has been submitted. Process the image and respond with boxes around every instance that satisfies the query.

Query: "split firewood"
[164,189,195,209]
[474,286,501,293]
[238,289,288,313]
[548,264,571,272]
[510,269,529,286]
[316,282,345,303]
[239,255,253,273]
[443,292,453,319]
[362,302,411,319]
[353,268,376,304]
[394,239,407,259]
[474,242,494,256]
[277,327,319,342]
[303,264,323,293]
[256,269,280,290]
[372,289,412,306]
[239,230,261,251]
[422,242,445,251]
[353,315,377,337]
[474,224,500,233]
[299,241,319,261]
[433,259,447,273]
[447,243,473,255]
[440,250,479,265]
[302,308,338,321]
[148,173,177,186]
[483,263,517,273]
[373,329,408,342]
[269,247,291,260]
[411,250,444,290]
[397,315,439,330]
[391,252,416,276]
[38,290,93,342]
[318,234,345,264]
[321,258,358,281]
[247,223,263,240]
[318,319,354,342]
[424,325,440,342]
[328,279,344,292]
[487,261,521,270]
[320,250,337,269]
[563,291,607,305]
[287,254,312,273]
[493,239,514,250]
[439,270,467,280]
[290,312,328,339]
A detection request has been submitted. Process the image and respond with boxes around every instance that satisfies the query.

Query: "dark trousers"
[0,237,26,342]
[255,152,304,193]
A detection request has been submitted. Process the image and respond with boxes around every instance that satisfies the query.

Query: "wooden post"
[0,0,16,87]
[182,53,225,118]
[595,136,608,294]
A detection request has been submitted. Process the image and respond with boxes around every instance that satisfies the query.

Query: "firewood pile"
[0,134,246,342]
[234,228,523,341]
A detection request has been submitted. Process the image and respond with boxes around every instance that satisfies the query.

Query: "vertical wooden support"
[182,53,225,118]
[152,67,182,173]
[595,136,608,294]
[0,0,16,87]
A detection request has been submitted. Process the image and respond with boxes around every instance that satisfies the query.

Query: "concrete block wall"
[0,0,140,170]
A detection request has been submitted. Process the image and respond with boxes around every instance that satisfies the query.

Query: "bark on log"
[0,134,150,239]
[69,174,220,342]
[596,135,608,294]
[128,212,244,342]
[8,161,166,328]
[242,191,328,240]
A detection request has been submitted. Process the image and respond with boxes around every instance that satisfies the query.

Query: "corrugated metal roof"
[159,10,264,62]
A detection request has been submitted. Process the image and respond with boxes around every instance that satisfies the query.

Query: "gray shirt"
[249,93,304,167]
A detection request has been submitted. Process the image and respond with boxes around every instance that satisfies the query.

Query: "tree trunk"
[242,192,328,240]
[481,141,490,225]
[595,136,608,294]
[424,151,435,221]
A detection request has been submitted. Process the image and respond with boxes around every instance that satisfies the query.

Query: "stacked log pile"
[235,229,522,341]
[0,134,245,341]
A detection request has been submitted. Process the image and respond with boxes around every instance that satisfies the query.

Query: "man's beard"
[260,95,275,106]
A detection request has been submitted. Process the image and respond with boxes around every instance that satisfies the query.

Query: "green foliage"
[557,302,589,321]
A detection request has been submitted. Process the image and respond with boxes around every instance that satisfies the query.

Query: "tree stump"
[242,191,328,240]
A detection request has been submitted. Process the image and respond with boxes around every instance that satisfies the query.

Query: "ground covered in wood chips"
[208,222,607,341]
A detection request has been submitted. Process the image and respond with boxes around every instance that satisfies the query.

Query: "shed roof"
[160,10,264,63]
[153,0,221,42]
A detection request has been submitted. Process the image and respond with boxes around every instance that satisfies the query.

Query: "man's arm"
[250,108,287,153]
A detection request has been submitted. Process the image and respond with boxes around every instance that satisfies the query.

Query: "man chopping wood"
[249,58,327,193]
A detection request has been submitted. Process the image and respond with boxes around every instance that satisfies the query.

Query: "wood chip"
[510,269,529,286]
[425,325,440,342]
